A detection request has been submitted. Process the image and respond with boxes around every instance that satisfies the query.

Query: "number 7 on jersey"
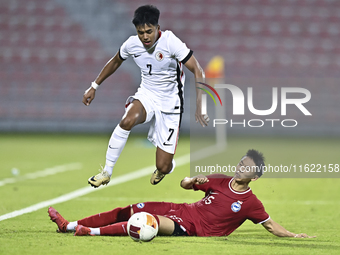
[147,64,152,75]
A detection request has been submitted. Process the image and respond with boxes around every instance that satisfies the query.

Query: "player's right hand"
[193,175,209,185]
[83,87,96,106]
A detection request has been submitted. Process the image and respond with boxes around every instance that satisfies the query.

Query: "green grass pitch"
[0,133,339,255]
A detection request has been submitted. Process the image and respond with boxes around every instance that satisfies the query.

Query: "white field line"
[0,153,190,222]
[0,163,83,187]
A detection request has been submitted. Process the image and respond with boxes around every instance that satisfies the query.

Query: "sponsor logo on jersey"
[231,201,242,212]
[136,203,145,209]
[155,51,164,61]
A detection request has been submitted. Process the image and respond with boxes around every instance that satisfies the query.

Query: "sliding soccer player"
[49,150,315,238]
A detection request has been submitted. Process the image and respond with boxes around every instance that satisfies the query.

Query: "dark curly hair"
[245,149,265,178]
[132,5,160,27]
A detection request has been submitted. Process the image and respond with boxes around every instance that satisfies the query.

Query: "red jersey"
[166,174,270,236]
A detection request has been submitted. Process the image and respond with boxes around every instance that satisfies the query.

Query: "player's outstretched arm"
[82,52,124,106]
[183,55,209,127]
[180,175,209,190]
[262,218,316,238]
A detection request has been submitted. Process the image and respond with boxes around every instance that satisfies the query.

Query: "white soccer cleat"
[88,168,111,188]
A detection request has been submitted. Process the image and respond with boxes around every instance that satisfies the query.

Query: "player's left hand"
[294,233,316,238]
[195,108,209,127]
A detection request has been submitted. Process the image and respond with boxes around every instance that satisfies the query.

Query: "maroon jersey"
[167,174,269,236]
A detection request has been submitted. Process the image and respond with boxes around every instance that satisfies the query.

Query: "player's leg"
[74,205,132,228]
[91,215,176,237]
[75,222,129,236]
[149,113,181,185]
[105,99,146,172]
[74,202,163,236]
[73,202,186,236]
[49,202,171,233]
[48,206,133,232]
[88,100,147,188]
[156,147,174,174]
[76,201,171,229]
[119,99,147,130]
[156,215,175,235]
[74,215,185,236]
[150,148,175,184]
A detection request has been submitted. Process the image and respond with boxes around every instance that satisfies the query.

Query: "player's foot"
[88,169,110,188]
[48,207,69,233]
[74,225,94,236]
[150,169,166,185]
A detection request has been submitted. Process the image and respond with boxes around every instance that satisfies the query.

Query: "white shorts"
[126,90,181,154]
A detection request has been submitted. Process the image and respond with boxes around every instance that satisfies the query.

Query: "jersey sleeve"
[193,174,230,192]
[248,197,270,224]
[119,37,132,60]
[167,31,192,63]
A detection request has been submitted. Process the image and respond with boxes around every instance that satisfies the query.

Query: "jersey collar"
[228,178,251,195]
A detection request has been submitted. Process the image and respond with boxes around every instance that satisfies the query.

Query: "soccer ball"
[127,212,158,242]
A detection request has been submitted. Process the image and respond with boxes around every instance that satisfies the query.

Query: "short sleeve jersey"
[179,174,270,236]
[119,30,192,113]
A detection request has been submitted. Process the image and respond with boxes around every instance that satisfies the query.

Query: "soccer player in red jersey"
[48,149,315,238]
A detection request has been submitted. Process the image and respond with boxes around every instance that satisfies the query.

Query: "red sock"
[77,206,131,228]
[100,222,128,236]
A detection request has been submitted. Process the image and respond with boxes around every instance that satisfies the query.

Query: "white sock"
[89,227,101,236]
[168,159,176,174]
[67,221,78,231]
[104,125,130,176]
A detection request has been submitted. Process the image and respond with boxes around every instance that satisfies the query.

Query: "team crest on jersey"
[136,203,145,209]
[231,201,242,212]
[155,51,164,61]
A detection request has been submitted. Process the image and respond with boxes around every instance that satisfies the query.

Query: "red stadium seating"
[1,0,339,134]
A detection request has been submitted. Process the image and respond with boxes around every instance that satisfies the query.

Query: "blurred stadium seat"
[0,0,339,135]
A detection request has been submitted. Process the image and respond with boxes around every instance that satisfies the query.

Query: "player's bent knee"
[119,115,140,130]
[156,160,172,174]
